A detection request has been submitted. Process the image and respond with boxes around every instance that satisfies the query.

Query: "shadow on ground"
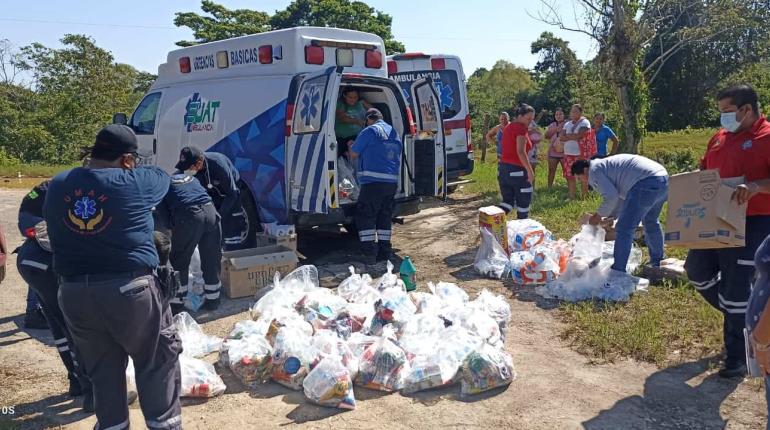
[583,359,747,430]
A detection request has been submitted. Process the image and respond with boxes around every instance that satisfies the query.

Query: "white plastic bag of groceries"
[173,312,222,358]
[303,357,356,410]
[338,267,380,304]
[474,228,510,279]
[251,266,320,319]
[180,355,226,398]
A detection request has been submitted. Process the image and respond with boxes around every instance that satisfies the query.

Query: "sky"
[0,0,596,76]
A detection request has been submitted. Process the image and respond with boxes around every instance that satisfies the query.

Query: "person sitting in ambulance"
[335,88,372,148]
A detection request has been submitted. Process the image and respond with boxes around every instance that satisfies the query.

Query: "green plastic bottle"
[400,256,417,292]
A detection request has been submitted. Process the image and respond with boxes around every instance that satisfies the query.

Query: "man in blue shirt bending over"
[45,125,182,430]
[572,154,669,287]
[349,108,403,265]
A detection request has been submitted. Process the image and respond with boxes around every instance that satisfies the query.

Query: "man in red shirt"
[685,85,770,378]
[498,104,536,219]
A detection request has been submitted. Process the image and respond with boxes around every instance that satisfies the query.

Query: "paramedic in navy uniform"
[155,173,222,312]
[175,146,248,250]
[45,125,182,430]
[349,108,402,264]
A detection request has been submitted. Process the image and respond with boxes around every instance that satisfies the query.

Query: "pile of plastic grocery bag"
[214,263,516,409]
[475,218,645,302]
[125,312,227,400]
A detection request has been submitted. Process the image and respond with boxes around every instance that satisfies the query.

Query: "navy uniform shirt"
[19,180,50,238]
[193,152,239,216]
[155,174,213,230]
[351,120,402,185]
[44,166,170,276]
[747,236,770,334]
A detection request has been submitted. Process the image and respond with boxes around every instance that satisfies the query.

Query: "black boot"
[201,297,220,311]
[82,391,95,413]
[68,375,83,397]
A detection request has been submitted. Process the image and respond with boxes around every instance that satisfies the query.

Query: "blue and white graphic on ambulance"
[184,93,221,132]
[300,86,321,127]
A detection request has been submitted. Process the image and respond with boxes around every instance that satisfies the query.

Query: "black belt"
[60,269,153,283]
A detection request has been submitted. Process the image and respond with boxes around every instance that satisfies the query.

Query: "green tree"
[530,32,582,112]
[174,0,405,54]
[5,34,148,164]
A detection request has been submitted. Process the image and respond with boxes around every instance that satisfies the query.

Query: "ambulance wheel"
[239,186,260,248]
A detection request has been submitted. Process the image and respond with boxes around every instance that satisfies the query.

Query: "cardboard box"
[665,170,746,249]
[479,206,508,253]
[221,245,298,298]
[255,232,297,251]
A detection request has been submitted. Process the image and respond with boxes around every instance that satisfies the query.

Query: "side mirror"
[112,113,128,125]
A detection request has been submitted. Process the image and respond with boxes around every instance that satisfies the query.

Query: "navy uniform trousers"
[355,182,398,259]
[685,215,770,366]
[16,240,90,393]
[168,202,222,305]
[59,272,182,430]
[498,163,533,219]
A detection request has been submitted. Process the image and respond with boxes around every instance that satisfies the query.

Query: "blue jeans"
[612,175,668,272]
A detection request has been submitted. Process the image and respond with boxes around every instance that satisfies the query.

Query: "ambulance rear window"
[392,70,461,119]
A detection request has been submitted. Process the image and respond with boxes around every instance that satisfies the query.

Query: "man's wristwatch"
[751,331,770,352]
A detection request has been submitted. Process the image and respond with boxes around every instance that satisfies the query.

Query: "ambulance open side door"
[409,77,447,200]
[287,66,342,214]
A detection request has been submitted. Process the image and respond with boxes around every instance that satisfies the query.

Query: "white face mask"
[184,169,197,176]
[720,111,741,133]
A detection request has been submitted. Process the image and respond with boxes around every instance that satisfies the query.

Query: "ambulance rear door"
[409,77,447,200]
[286,66,342,214]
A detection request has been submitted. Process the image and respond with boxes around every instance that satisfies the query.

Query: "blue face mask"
[720,112,741,133]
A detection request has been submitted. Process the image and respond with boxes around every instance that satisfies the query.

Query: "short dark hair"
[572,104,583,113]
[717,84,759,114]
[594,112,605,120]
[342,87,358,97]
[514,103,535,118]
[571,159,590,176]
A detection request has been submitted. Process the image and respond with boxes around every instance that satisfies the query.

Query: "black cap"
[90,125,137,160]
[175,146,205,170]
[365,108,383,121]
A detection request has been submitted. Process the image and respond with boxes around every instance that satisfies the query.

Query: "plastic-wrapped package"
[295,288,349,330]
[469,290,511,337]
[367,288,417,336]
[271,327,318,390]
[322,310,366,340]
[428,282,468,307]
[251,266,320,320]
[397,313,445,357]
[376,261,406,292]
[474,228,510,279]
[173,312,222,358]
[507,219,552,252]
[180,355,226,398]
[355,332,408,392]
[126,358,137,400]
[219,334,273,386]
[409,291,444,315]
[347,332,379,360]
[401,352,460,394]
[460,343,515,396]
[460,310,503,349]
[602,240,643,273]
[311,329,359,378]
[303,358,356,409]
[189,247,204,288]
[437,325,484,365]
[338,267,380,304]
[508,246,562,286]
[569,224,606,261]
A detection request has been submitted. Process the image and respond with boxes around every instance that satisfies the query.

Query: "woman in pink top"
[545,108,566,188]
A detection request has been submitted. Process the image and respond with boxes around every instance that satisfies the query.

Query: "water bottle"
[400,256,417,292]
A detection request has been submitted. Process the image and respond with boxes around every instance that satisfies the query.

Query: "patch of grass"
[559,280,723,365]
[0,163,76,178]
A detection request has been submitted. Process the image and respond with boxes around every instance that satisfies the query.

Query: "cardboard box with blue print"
[221,245,298,298]
[664,169,746,249]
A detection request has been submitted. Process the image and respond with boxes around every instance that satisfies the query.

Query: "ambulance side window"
[293,75,327,134]
[130,92,161,135]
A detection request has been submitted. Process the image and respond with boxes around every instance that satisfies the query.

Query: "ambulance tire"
[239,185,260,249]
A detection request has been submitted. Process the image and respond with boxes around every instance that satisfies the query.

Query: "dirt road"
[0,188,766,429]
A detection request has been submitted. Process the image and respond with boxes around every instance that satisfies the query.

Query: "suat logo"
[676,202,706,228]
[184,93,221,132]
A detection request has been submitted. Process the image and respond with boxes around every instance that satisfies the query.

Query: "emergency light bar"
[310,39,378,50]
[393,52,429,60]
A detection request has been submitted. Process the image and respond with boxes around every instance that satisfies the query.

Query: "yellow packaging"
[479,206,508,253]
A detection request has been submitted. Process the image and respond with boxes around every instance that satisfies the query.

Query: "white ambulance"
[387,53,473,185]
[119,27,446,237]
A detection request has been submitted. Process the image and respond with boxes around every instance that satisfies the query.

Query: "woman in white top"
[560,104,593,200]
